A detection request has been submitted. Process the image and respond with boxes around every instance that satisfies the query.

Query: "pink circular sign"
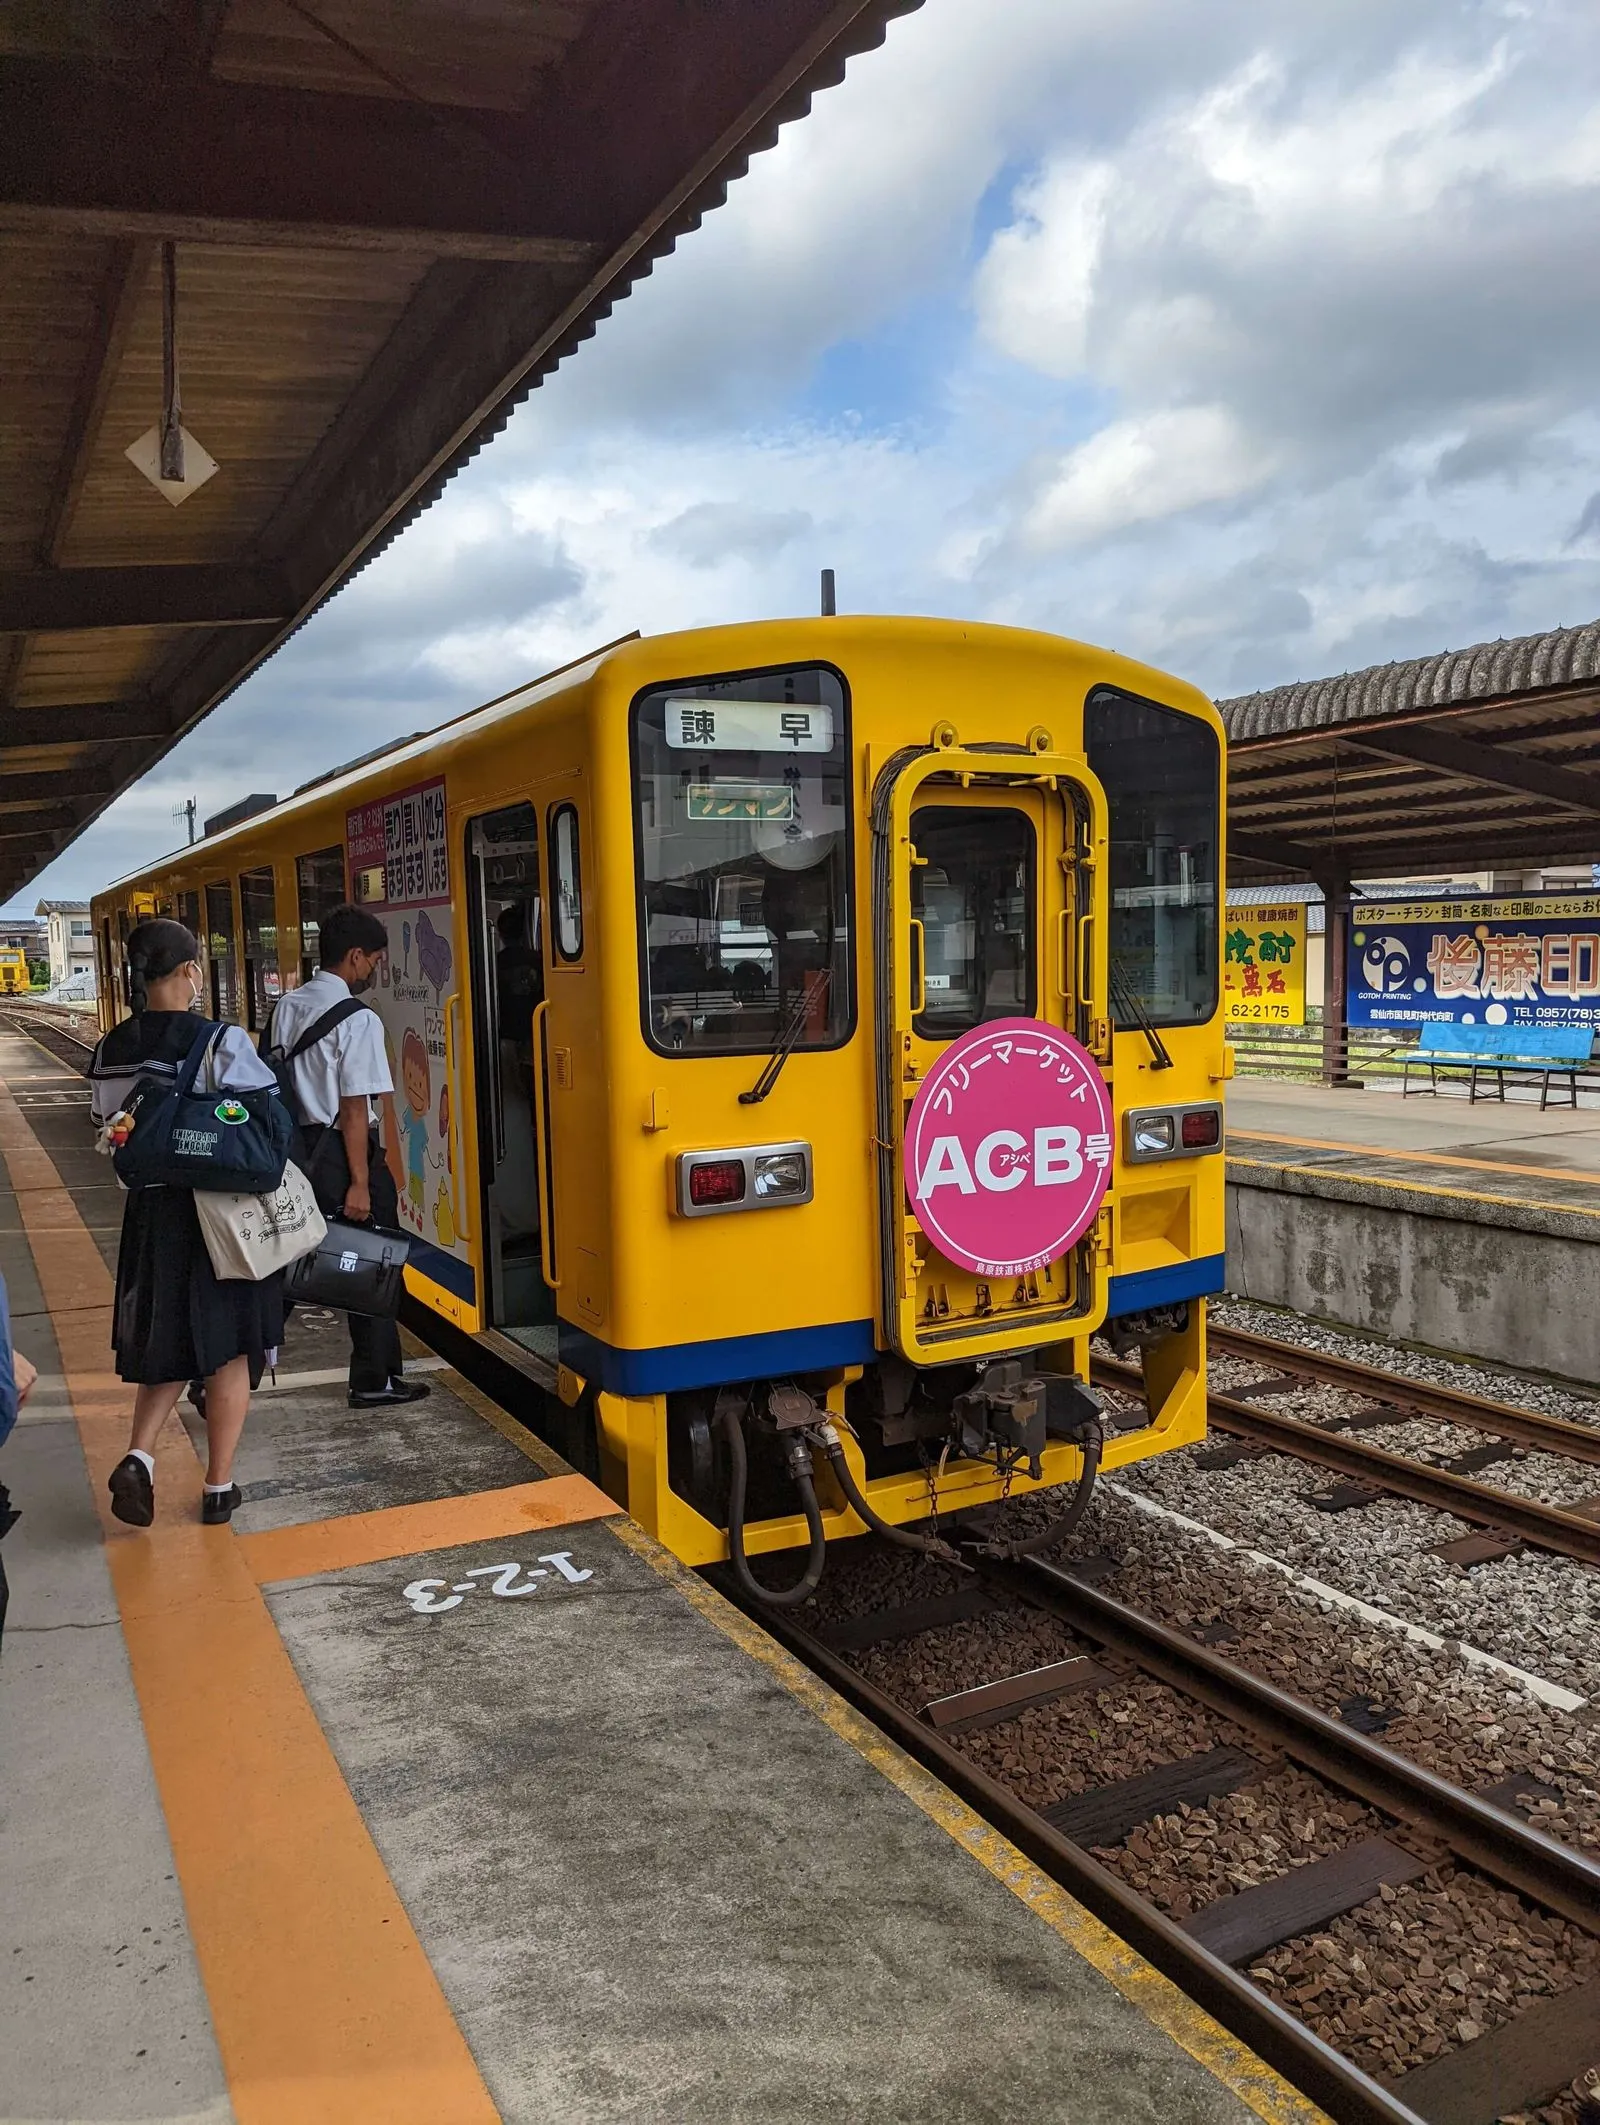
[904,1017,1113,1278]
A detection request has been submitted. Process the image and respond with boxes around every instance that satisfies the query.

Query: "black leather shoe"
[108,1455,154,1527]
[201,1485,242,1525]
[348,1379,433,1409]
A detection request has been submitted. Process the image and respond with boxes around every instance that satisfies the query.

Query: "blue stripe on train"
[406,1235,477,1305]
[557,1253,1226,1395]
[559,1317,878,1397]
[1105,1252,1226,1318]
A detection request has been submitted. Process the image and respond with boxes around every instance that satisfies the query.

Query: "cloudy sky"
[16,0,1600,910]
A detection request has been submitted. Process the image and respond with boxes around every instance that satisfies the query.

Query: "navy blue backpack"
[112,1024,293,1195]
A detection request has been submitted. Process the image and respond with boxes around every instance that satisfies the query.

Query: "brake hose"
[982,1420,1103,1559]
[814,1423,968,1570]
[719,1400,827,1606]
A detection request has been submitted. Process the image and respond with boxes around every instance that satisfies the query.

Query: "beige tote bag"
[195,1160,327,1282]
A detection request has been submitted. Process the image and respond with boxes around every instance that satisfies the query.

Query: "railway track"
[1092,1336,1600,1573]
[734,1547,1600,2125]
[1,1006,96,1074]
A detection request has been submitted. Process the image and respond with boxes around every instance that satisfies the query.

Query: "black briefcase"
[284,1219,411,1319]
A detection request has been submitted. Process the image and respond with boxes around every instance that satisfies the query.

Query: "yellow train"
[94,618,1227,1597]
[0,945,30,994]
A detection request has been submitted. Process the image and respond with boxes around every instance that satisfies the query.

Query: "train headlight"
[753,1151,808,1200]
[677,1141,814,1216]
[1131,1114,1176,1156]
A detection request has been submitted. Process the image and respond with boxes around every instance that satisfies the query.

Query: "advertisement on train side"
[1346,893,1600,1029]
[1224,903,1307,1025]
[346,775,470,1286]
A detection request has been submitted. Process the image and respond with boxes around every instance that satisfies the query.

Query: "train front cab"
[471,626,1226,1585]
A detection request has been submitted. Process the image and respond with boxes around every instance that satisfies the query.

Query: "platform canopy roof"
[1219,619,1600,886]
[0,0,921,904]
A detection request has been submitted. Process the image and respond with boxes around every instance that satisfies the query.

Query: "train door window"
[296,845,346,982]
[238,867,280,1031]
[177,889,200,941]
[550,803,583,961]
[1085,687,1219,1026]
[465,803,549,1348]
[910,807,1036,1039]
[205,882,238,1021]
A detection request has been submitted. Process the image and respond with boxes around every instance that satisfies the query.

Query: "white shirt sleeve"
[332,1008,394,1099]
[208,1026,280,1094]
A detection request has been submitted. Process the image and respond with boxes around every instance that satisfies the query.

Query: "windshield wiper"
[740,970,830,1104]
[1110,957,1173,1070]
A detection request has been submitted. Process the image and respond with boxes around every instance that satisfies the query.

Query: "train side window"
[550,803,582,963]
[295,845,347,982]
[1085,687,1219,1028]
[238,867,280,1031]
[205,882,238,1021]
[911,807,1036,1038]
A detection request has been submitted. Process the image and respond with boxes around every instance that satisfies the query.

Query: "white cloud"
[1024,405,1275,548]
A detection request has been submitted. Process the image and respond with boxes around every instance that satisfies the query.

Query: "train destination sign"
[1348,893,1600,1029]
[665,698,834,752]
[904,1018,1113,1279]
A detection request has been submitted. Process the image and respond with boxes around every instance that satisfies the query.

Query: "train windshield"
[633,665,853,1055]
[1085,687,1219,1027]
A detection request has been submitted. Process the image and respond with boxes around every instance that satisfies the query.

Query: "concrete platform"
[1227,1078,1600,1379]
[0,1025,1322,2125]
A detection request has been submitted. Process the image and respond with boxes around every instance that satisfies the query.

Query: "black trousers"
[307,1126,404,1394]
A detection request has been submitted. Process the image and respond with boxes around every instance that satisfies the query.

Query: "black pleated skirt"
[112,1185,285,1387]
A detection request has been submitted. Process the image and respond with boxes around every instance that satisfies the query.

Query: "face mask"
[350,965,376,995]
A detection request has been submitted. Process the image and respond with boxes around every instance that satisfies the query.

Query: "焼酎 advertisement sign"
[1347,894,1600,1029]
[904,1019,1112,1278]
[1224,902,1307,1025]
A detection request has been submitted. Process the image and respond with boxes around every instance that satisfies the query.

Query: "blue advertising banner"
[1348,895,1600,1029]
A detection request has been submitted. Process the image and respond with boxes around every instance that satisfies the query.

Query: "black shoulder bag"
[112,1024,293,1194]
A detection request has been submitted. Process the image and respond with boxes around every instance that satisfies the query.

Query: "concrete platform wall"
[1227,1168,1600,1383]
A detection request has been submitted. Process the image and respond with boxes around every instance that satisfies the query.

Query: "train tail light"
[1181,1108,1221,1149]
[688,1159,746,1208]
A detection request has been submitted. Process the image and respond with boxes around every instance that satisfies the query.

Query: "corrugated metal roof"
[1219,618,1600,744]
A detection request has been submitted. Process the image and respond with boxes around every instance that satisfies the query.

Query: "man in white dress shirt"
[269,904,429,1408]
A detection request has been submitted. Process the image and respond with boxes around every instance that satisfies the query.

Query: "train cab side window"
[238,867,280,1031]
[205,882,239,1021]
[549,804,583,962]
[1085,687,1219,1028]
[632,664,854,1056]
[911,807,1036,1038]
[295,845,347,983]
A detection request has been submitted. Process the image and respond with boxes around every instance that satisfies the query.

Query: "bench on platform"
[1402,1021,1594,1108]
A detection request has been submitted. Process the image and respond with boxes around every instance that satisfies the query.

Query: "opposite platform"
[1227,1077,1600,1378]
[0,1026,1322,2125]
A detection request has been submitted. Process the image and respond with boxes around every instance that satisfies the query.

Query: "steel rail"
[1093,1355,1600,1570]
[986,1554,1600,1935]
[1210,1324,1600,1466]
[715,1574,1427,2125]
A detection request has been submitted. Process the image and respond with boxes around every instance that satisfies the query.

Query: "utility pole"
[174,796,197,845]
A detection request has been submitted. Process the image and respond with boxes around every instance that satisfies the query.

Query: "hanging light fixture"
[126,242,219,506]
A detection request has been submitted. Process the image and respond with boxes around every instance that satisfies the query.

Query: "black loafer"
[108,1455,154,1527]
[349,1379,432,1408]
[201,1485,242,1525]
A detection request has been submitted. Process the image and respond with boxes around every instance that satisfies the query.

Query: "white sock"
[204,1480,234,1495]
[128,1449,155,1476]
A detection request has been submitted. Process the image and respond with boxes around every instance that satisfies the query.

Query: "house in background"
[35,899,96,991]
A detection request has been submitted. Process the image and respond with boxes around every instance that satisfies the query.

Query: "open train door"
[871,728,1113,1367]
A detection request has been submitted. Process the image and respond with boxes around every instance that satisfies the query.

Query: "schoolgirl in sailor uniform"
[90,918,288,1527]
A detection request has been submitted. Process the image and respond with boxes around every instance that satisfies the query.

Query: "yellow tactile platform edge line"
[1,1067,1327,2125]
[0,1078,512,2125]
[1230,1123,1600,1196]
